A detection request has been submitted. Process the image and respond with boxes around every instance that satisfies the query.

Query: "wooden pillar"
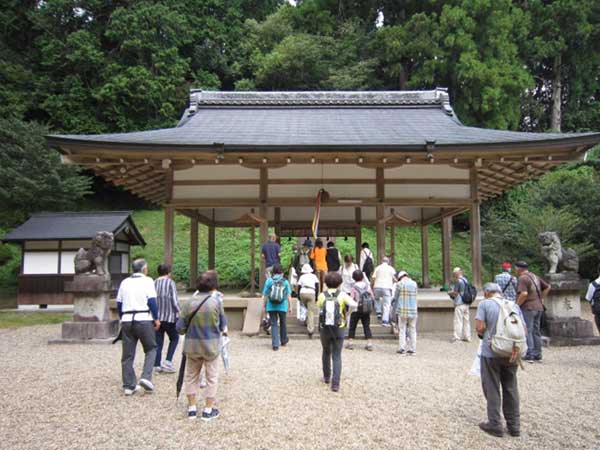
[259,168,269,290]
[390,224,396,267]
[421,210,430,288]
[208,224,216,270]
[470,167,482,288]
[375,167,385,264]
[250,225,256,295]
[442,215,452,286]
[164,206,175,266]
[274,207,281,238]
[355,207,362,263]
[190,214,198,289]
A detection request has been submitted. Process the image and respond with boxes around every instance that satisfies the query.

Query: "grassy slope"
[131,210,477,287]
[0,312,71,329]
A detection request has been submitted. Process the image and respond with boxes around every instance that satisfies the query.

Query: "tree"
[0,118,91,227]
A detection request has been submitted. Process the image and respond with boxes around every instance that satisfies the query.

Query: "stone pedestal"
[49,274,119,344]
[544,273,600,346]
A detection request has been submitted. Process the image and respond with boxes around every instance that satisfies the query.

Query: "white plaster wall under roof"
[384,164,469,179]
[23,252,59,274]
[269,164,375,179]
[174,185,259,199]
[385,184,470,199]
[270,183,375,198]
[174,164,259,181]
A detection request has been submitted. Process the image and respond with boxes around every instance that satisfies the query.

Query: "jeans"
[523,309,543,359]
[348,311,372,339]
[398,316,417,352]
[121,321,157,389]
[374,288,393,323]
[154,321,179,367]
[481,356,520,432]
[453,304,471,341]
[594,313,600,335]
[320,326,345,386]
[269,311,288,349]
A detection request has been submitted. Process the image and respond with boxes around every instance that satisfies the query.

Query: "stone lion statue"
[74,231,114,276]
[539,231,578,274]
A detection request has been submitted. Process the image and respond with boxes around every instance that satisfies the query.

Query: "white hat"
[301,264,313,274]
[453,267,462,274]
[396,270,408,279]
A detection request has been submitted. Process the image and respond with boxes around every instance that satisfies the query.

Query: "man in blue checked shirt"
[494,262,518,302]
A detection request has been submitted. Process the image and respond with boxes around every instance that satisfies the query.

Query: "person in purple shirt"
[261,234,281,279]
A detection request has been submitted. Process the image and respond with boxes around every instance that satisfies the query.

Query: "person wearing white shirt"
[371,256,397,326]
[297,264,320,338]
[585,273,600,333]
[340,255,359,295]
[116,258,160,396]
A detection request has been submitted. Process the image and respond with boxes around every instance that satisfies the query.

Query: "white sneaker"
[153,366,163,373]
[139,378,154,392]
[161,361,176,373]
[124,385,142,396]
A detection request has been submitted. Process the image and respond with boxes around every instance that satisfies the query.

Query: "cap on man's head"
[515,261,529,269]
[396,270,408,280]
[453,267,462,274]
[502,262,512,270]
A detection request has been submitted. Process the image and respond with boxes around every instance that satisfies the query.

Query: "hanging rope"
[311,188,324,239]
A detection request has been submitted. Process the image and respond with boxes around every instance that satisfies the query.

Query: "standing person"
[326,241,342,272]
[371,256,397,326]
[310,239,328,292]
[515,261,550,363]
[262,264,292,350]
[340,255,359,295]
[494,262,518,302]
[116,258,160,396]
[359,242,375,280]
[347,270,374,351]
[153,264,180,374]
[447,267,472,342]
[317,271,357,392]
[394,271,418,355]
[176,271,228,421]
[585,269,600,333]
[475,283,524,437]
[297,263,320,338]
[261,234,281,279]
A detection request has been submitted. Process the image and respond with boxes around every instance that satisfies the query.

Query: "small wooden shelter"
[2,211,145,305]
[46,89,600,288]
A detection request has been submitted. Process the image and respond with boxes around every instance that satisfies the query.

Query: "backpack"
[326,248,341,271]
[460,277,477,305]
[362,250,374,276]
[490,298,528,358]
[319,290,342,329]
[355,285,374,314]
[268,278,287,304]
[591,281,600,315]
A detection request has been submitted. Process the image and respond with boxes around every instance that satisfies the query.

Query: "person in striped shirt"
[394,271,418,355]
[154,264,180,373]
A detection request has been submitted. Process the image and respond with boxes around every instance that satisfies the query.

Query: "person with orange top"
[310,239,328,292]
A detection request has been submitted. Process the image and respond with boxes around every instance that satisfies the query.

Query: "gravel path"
[1,325,599,450]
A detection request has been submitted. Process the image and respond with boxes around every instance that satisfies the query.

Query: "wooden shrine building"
[46,89,600,289]
[2,211,145,305]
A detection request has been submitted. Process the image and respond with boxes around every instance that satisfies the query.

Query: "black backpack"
[362,251,374,277]
[355,285,374,314]
[591,281,600,315]
[460,277,477,305]
[319,290,342,329]
[326,248,341,271]
[268,278,287,304]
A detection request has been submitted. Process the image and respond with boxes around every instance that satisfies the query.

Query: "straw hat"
[301,264,313,274]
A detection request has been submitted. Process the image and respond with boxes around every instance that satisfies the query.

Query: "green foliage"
[0,312,70,329]
[0,118,91,228]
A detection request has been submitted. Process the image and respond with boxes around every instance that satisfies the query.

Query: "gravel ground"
[1,325,599,450]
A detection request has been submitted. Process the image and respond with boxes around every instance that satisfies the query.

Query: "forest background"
[1,0,599,290]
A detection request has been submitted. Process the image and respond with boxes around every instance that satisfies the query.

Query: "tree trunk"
[550,53,562,132]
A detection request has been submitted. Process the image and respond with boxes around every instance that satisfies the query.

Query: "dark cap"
[514,261,528,269]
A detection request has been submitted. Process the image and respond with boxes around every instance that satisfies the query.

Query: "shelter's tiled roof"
[2,211,145,245]
[48,89,600,150]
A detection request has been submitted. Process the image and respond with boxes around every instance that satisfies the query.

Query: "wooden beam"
[355,207,362,263]
[422,207,469,226]
[441,215,452,286]
[208,224,216,270]
[390,223,396,267]
[421,210,430,288]
[259,168,269,290]
[172,177,470,186]
[164,206,175,266]
[250,224,256,295]
[470,166,482,288]
[190,214,198,289]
